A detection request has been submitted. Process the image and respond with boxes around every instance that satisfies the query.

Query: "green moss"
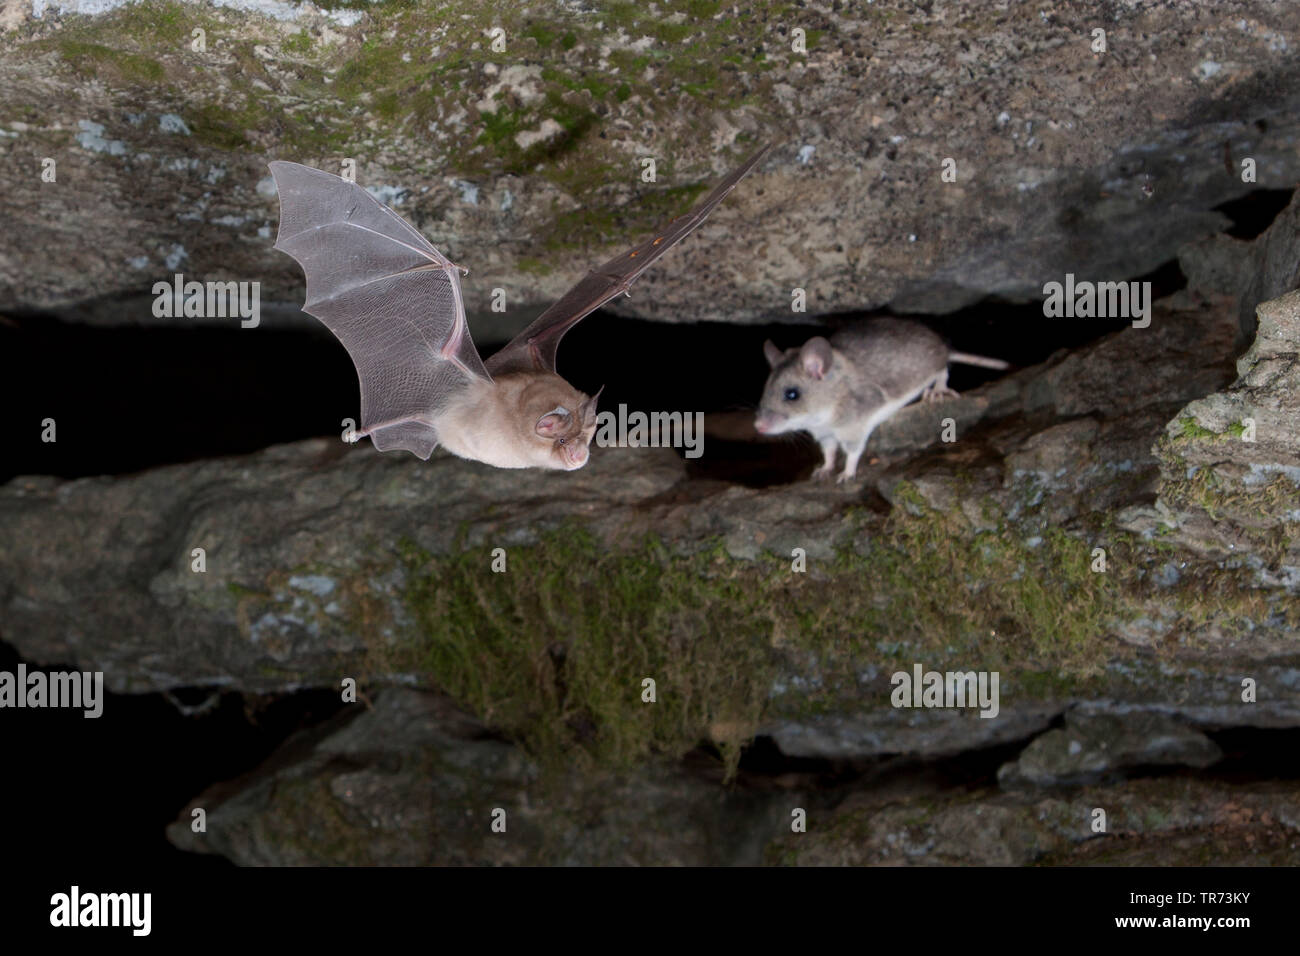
[56,40,165,84]
[474,91,598,175]
[1163,467,1300,537]
[522,22,558,48]
[21,0,788,173]
[1176,416,1220,441]
[284,31,314,56]
[543,181,708,252]
[187,102,251,150]
[226,581,267,598]
[369,489,1157,778]
[389,529,775,779]
[92,0,193,47]
[515,256,553,276]
[312,0,418,9]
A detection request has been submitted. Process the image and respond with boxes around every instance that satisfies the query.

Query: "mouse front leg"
[837,430,874,483]
[811,435,840,480]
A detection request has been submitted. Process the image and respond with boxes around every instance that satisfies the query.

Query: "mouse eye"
[783,387,800,402]
[558,437,568,445]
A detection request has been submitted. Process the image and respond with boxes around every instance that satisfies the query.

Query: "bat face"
[509,374,602,471]
[755,338,839,436]
[536,405,598,470]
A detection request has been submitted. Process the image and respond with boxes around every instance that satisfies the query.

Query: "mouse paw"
[922,386,959,403]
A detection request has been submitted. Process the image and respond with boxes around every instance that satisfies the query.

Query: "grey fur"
[755,318,1008,482]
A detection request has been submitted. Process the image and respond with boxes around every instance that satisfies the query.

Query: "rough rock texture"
[4,288,1297,731]
[3,0,1300,324]
[6,267,1299,865]
[1119,287,1300,590]
[997,710,1223,788]
[167,687,787,866]
[5,0,1300,867]
[0,440,687,691]
[1179,193,1300,341]
[163,687,1294,866]
[768,776,1300,866]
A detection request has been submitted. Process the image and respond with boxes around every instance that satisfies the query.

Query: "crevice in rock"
[1,256,1188,484]
[720,733,1036,793]
[706,724,1300,801]
[1214,188,1295,240]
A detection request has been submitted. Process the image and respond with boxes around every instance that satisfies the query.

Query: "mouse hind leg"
[921,367,959,403]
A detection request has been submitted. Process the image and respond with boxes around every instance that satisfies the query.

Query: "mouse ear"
[800,337,833,379]
[763,339,783,368]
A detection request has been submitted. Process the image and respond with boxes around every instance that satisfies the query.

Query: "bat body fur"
[755,318,1009,483]
[435,373,598,470]
[270,145,771,470]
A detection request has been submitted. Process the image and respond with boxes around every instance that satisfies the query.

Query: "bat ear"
[763,339,784,368]
[535,406,571,437]
[579,386,605,427]
[800,337,833,379]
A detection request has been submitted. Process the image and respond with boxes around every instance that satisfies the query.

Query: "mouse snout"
[754,411,783,435]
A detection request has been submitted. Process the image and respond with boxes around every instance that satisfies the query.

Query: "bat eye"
[783,387,800,402]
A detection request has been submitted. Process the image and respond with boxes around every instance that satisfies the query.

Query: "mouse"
[754,318,1009,482]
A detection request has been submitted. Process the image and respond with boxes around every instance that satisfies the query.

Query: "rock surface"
[4,0,1300,867]
[3,0,1300,324]
[768,775,1300,866]
[167,687,787,866]
[997,710,1223,788]
[5,286,1299,763]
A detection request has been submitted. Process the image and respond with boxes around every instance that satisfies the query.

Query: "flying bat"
[269,144,772,470]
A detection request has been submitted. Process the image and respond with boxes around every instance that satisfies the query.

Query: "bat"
[269,144,772,470]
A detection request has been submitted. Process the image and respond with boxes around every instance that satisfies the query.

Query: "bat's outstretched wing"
[484,143,773,376]
[269,161,491,460]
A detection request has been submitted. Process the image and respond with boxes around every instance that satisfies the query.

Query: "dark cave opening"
[728,725,1300,791]
[0,260,1179,484]
[1214,188,1295,240]
[0,639,348,868]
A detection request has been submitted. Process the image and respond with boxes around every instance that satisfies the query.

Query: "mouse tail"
[948,350,1010,370]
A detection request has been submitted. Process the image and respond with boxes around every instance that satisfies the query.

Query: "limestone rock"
[997,711,1223,788]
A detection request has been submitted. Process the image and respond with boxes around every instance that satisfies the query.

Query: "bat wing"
[484,143,773,376]
[269,161,491,460]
